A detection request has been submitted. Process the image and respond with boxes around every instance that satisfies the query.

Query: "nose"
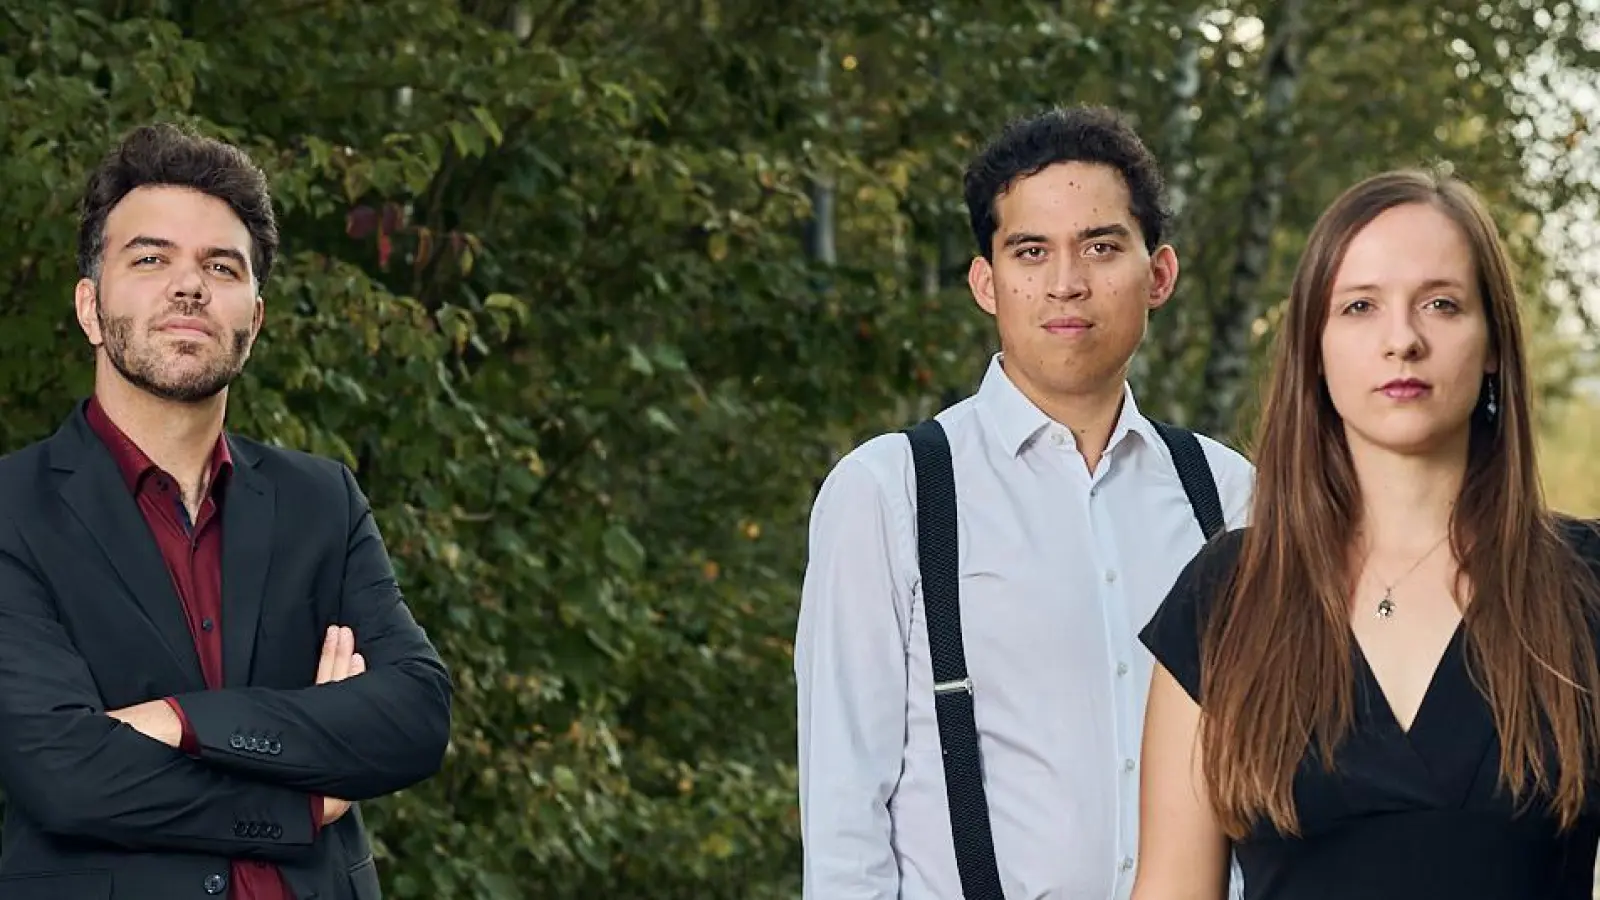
[168,259,210,304]
[1382,307,1425,361]
[1045,257,1089,302]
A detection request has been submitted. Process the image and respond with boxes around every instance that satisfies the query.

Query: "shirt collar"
[84,395,234,495]
[974,353,1161,458]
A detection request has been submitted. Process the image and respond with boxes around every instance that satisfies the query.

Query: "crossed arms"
[0,469,452,862]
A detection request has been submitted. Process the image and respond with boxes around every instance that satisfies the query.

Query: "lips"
[1377,378,1431,400]
[1042,317,1092,335]
[154,318,216,339]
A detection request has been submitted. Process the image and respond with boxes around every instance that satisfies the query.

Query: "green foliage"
[4,1,1600,896]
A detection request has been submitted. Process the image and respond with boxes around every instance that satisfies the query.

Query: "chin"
[1344,420,1472,460]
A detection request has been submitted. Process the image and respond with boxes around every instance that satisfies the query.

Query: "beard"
[96,296,253,404]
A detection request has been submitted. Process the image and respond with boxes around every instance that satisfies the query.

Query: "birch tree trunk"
[1197,0,1309,437]
[807,41,838,266]
[1141,5,1209,420]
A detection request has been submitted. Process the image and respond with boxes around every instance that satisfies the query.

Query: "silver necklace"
[1371,533,1450,620]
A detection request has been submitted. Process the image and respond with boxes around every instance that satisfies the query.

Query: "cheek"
[1318,334,1362,399]
[993,273,1037,309]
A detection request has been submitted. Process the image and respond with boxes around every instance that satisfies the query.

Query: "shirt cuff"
[311,796,324,837]
[162,697,198,756]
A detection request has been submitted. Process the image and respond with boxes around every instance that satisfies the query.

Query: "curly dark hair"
[963,105,1170,260]
[77,123,279,286]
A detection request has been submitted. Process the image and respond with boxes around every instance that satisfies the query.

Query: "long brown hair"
[1199,169,1600,837]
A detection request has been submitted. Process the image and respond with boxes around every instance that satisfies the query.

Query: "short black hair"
[78,123,279,286]
[963,105,1169,260]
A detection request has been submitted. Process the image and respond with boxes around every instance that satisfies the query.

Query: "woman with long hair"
[1131,169,1600,899]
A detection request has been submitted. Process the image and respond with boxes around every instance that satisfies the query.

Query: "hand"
[107,699,183,749]
[316,626,364,825]
[315,625,365,685]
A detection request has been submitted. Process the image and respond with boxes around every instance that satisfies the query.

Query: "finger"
[314,626,338,684]
[331,627,355,681]
[349,653,366,676]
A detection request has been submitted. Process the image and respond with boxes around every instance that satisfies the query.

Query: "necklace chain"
[1370,532,1449,620]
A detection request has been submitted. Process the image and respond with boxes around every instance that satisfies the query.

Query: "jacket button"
[268,740,282,755]
[229,734,245,750]
[269,823,283,839]
[203,872,228,894]
[233,822,247,837]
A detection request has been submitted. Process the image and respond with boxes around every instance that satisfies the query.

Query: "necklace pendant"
[1376,590,1395,619]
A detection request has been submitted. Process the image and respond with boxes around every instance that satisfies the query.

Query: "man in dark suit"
[0,123,453,899]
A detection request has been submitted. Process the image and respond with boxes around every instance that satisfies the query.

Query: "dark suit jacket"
[0,404,453,900]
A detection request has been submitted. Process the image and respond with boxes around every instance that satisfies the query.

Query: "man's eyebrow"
[1002,231,1049,248]
[121,235,177,253]
[202,246,250,270]
[1000,223,1133,248]
[1076,223,1132,241]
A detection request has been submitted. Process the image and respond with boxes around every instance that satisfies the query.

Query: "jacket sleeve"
[0,533,316,861]
[172,465,453,800]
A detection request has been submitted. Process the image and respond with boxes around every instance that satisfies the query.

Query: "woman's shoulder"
[1139,527,1250,702]
[1553,514,1600,564]
[1177,526,1250,603]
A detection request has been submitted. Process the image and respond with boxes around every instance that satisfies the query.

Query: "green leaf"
[602,524,646,571]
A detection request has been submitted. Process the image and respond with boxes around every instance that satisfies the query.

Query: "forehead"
[1334,202,1476,290]
[994,161,1137,237]
[103,185,251,253]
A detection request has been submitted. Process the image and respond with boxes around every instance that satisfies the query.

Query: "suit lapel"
[221,438,274,687]
[54,414,204,686]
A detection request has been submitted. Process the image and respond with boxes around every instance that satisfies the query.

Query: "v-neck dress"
[1139,524,1600,900]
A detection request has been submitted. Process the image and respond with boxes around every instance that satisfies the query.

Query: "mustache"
[93,294,211,319]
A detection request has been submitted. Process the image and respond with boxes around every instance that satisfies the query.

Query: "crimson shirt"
[86,398,315,900]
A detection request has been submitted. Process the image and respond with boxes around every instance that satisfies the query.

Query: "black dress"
[1139,526,1600,900]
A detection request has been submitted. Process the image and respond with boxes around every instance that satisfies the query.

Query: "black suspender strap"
[904,419,1006,900]
[1151,420,1226,540]
[902,417,1223,899]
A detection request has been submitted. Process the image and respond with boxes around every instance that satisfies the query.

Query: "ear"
[252,296,265,338]
[74,279,103,347]
[1147,244,1179,311]
[968,256,998,317]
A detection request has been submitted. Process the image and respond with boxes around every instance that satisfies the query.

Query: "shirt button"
[1050,432,1066,448]
[1121,856,1134,871]
[1116,662,1129,677]
[1104,570,1117,583]
[1124,758,1136,772]
[201,618,214,632]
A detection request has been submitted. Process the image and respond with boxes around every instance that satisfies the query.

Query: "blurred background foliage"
[5,0,1600,896]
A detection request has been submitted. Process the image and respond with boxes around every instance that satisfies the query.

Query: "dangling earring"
[1486,377,1498,421]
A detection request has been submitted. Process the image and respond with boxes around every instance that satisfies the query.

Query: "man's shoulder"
[226,433,350,488]
[818,431,912,506]
[0,438,53,506]
[1190,430,1254,479]
[822,396,985,489]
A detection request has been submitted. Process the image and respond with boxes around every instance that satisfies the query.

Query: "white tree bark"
[1197,0,1309,437]
[807,41,837,266]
